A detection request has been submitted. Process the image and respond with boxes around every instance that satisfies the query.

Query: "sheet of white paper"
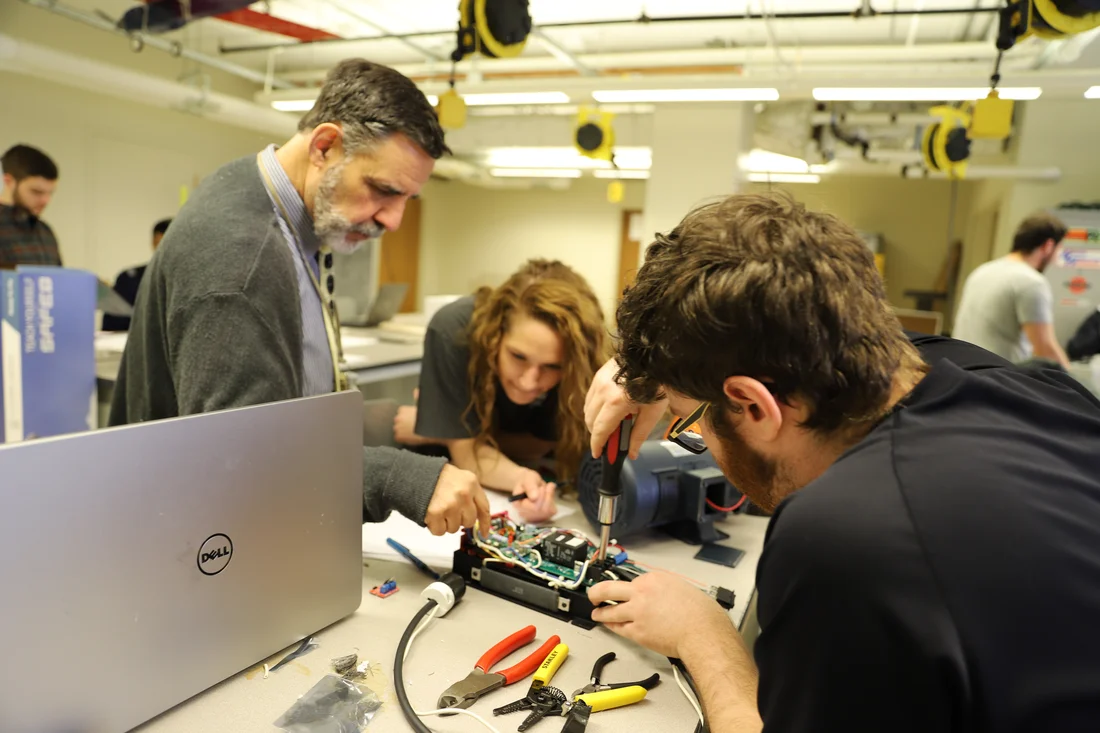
[94,332,129,353]
[362,490,577,566]
[340,334,379,349]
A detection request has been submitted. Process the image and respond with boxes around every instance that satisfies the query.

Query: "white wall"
[744,177,979,309]
[0,2,278,281]
[995,99,1100,256]
[644,103,753,247]
[0,72,275,281]
[419,178,646,320]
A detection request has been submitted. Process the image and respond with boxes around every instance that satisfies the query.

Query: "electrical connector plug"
[420,572,467,617]
[708,586,736,610]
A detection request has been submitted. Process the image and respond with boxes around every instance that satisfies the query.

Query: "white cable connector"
[421,580,458,616]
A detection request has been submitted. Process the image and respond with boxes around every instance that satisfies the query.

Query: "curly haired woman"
[394,259,608,523]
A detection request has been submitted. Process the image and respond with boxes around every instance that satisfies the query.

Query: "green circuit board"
[475,515,644,586]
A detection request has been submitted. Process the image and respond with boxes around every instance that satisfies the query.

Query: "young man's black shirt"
[754,334,1100,732]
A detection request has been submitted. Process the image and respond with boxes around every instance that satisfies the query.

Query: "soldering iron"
[594,415,633,564]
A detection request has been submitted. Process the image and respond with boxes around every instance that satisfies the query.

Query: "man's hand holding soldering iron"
[583,358,762,733]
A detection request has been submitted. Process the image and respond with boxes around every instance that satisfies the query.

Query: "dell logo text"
[197,533,233,576]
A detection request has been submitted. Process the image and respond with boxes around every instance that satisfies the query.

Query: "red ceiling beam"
[216,8,340,42]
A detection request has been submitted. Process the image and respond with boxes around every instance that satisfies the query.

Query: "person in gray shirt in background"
[110,58,490,537]
[953,212,1070,368]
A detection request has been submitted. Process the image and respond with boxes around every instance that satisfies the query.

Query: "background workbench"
[95,326,424,427]
[131,504,769,733]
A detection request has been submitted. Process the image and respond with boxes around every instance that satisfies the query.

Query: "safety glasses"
[666,402,710,455]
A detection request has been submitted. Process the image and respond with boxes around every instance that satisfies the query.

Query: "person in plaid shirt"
[0,144,61,269]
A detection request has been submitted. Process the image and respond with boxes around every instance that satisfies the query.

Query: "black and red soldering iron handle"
[595,415,633,563]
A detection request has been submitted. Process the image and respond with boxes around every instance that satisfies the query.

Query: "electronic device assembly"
[452,514,735,629]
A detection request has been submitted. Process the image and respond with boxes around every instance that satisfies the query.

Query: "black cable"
[670,657,710,733]
[990,49,1004,90]
[394,599,440,733]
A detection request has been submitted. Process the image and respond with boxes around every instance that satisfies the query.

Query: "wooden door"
[617,209,644,304]
[379,197,421,313]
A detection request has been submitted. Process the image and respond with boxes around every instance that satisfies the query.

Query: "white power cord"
[402,606,438,663]
[674,664,704,726]
[414,707,504,733]
[403,579,502,733]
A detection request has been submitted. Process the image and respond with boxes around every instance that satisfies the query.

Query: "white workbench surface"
[132,506,768,733]
[96,327,422,383]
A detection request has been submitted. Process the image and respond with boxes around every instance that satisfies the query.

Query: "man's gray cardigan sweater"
[109,155,444,524]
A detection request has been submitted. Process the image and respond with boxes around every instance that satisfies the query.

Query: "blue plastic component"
[613,551,628,565]
[380,579,397,594]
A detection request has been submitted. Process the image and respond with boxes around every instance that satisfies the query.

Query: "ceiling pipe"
[322,0,444,61]
[531,28,596,77]
[812,111,938,125]
[0,33,298,138]
[957,0,985,42]
[258,60,1093,108]
[901,164,1061,180]
[219,6,1001,55]
[270,41,1032,85]
[21,0,294,89]
[906,0,927,46]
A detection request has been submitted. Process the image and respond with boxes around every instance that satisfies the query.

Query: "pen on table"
[385,538,441,581]
[509,481,570,501]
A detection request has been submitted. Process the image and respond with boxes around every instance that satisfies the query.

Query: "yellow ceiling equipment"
[998,0,1100,45]
[922,106,971,180]
[968,91,1015,140]
[436,88,467,130]
[444,1,531,130]
[923,1,1100,178]
[454,0,532,61]
[575,107,615,162]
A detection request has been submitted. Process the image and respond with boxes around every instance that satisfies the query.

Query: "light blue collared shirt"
[258,144,334,395]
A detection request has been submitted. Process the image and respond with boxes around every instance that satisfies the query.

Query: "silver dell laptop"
[0,392,365,733]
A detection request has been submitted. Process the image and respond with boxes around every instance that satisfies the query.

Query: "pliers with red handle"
[438,625,562,710]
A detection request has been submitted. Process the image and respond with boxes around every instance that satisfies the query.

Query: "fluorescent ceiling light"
[1085,86,1100,99]
[592,88,779,103]
[741,149,810,174]
[464,92,570,106]
[485,146,652,170]
[272,99,315,112]
[594,169,650,179]
[490,168,583,178]
[747,173,821,184]
[273,94,439,112]
[813,87,1041,101]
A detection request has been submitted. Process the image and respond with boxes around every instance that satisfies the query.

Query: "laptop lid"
[361,397,400,448]
[364,282,409,326]
[0,392,364,733]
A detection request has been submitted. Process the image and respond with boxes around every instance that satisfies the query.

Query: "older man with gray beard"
[110,59,491,538]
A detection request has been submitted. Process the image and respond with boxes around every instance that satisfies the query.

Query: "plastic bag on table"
[274,674,382,732]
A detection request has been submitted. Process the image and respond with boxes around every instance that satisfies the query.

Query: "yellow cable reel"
[455,0,531,60]
[922,106,972,179]
[575,107,615,162]
[1031,0,1100,37]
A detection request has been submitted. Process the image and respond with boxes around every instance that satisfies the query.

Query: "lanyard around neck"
[256,153,349,392]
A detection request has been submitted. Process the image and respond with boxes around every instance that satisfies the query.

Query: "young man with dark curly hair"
[585,192,1100,732]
